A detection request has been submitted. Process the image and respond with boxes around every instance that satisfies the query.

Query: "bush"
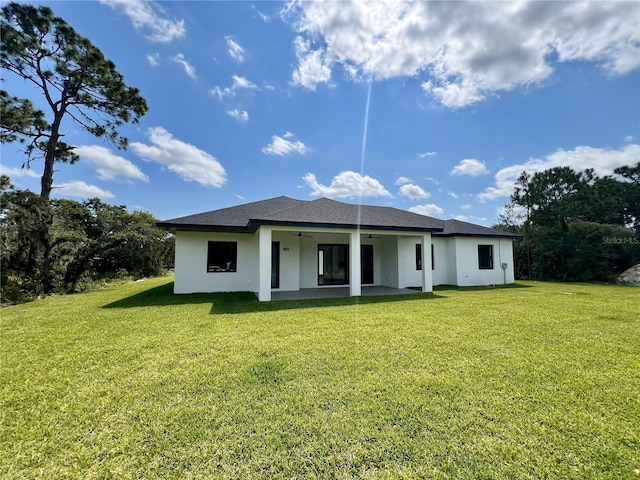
[0,272,41,304]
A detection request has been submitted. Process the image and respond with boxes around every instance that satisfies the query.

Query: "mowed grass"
[1,277,638,479]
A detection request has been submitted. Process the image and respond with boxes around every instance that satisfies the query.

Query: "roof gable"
[258,198,443,230]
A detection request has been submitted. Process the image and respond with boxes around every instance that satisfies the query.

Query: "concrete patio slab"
[271,286,422,301]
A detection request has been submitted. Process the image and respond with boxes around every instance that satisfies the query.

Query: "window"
[207,241,237,272]
[416,244,434,270]
[478,244,494,270]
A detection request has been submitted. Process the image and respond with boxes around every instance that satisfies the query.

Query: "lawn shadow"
[208,291,448,315]
[103,282,216,308]
[102,281,449,314]
[433,282,533,292]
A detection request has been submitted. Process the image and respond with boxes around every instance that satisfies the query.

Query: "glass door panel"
[361,244,374,284]
[318,244,349,285]
[271,241,280,289]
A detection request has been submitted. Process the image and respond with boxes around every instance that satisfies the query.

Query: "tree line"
[1,177,174,302]
[496,164,640,282]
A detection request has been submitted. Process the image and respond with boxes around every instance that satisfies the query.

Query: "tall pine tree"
[1,2,148,199]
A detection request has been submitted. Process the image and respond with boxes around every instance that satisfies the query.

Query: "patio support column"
[421,234,433,293]
[349,231,361,297]
[258,227,272,301]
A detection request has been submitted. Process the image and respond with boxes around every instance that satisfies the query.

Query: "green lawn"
[1,277,638,479]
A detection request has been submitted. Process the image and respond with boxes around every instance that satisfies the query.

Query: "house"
[157,196,520,301]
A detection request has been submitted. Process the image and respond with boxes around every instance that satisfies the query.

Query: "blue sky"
[2,0,639,225]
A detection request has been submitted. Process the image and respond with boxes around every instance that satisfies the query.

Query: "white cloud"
[146,53,160,67]
[478,143,640,202]
[625,135,635,143]
[448,192,459,199]
[283,1,640,107]
[172,53,196,79]
[252,4,270,23]
[451,158,489,177]
[395,176,412,185]
[453,214,487,223]
[419,151,437,158]
[461,204,472,210]
[210,75,259,100]
[209,86,229,100]
[409,203,444,217]
[131,127,226,188]
[100,0,185,43]
[422,81,484,109]
[303,171,391,198]
[225,37,245,62]
[399,184,430,200]
[231,75,258,90]
[291,36,332,90]
[227,109,249,123]
[262,132,308,156]
[75,145,148,182]
[0,165,40,179]
[54,181,114,199]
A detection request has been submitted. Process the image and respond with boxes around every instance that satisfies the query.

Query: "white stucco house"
[157,196,521,301]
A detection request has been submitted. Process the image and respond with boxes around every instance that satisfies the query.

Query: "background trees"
[497,164,640,282]
[1,181,174,303]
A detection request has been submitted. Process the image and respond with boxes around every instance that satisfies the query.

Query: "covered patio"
[271,285,423,301]
[258,226,434,301]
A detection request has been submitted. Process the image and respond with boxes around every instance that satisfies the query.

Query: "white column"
[421,234,433,293]
[349,231,361,297]
[258,227,272,301]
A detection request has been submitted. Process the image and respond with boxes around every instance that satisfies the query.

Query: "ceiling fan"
[367,234,383,239]
[295,232,313,238]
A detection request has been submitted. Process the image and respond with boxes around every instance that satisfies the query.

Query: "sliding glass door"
[318,244,349,285]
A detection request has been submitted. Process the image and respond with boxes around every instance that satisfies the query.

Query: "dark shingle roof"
[433,219,522,238]
[156,196,305,231]
[157,196,442,232]
[157,196,520,238]
[258,198,444,230]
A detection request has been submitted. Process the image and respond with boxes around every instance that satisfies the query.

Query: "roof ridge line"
[248,197,309,221]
